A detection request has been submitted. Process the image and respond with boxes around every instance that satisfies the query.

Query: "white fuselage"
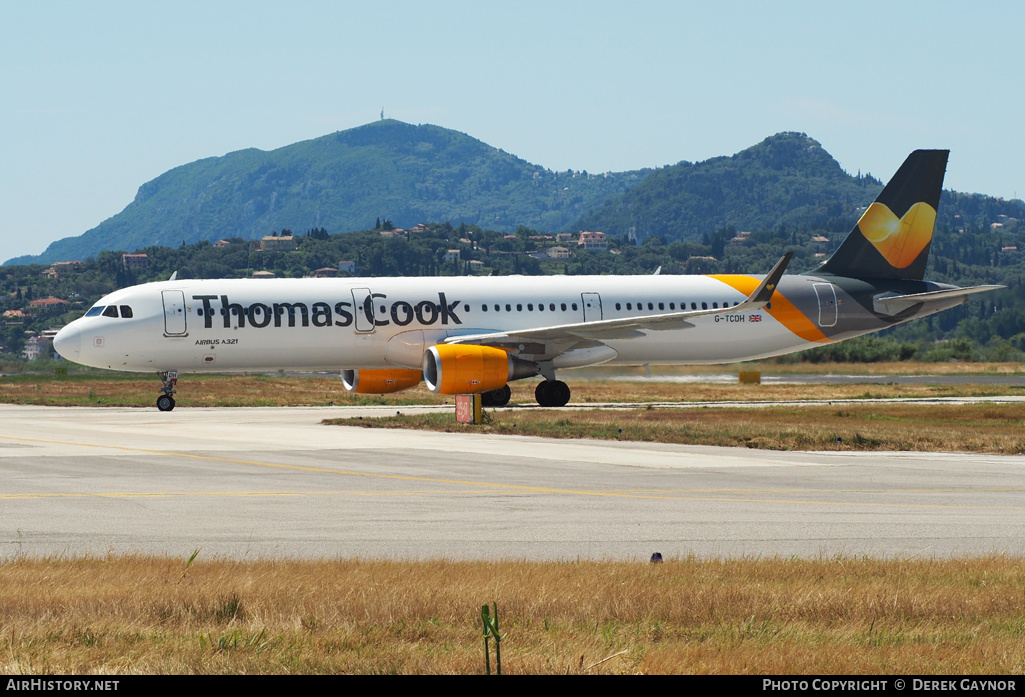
[53,273,839,374]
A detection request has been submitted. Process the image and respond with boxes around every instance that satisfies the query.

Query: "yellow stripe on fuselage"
[708,275,830,343]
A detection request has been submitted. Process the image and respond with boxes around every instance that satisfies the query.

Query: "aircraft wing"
[446,253,792,356]
[872,285,1004,316]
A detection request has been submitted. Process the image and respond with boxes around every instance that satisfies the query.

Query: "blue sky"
[2,1,1022,261]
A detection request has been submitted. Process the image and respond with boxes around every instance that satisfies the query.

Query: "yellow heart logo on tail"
[857,201,936,269]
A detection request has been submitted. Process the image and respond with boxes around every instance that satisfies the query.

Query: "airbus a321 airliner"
[53,150,1000,411]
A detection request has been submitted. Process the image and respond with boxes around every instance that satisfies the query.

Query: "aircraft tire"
[535,380,570,407]
[550,380,571,407]
[535,381,550,406]
[156,395,175,412]
[488,385,511,407]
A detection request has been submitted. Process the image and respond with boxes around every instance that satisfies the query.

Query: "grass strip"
[333,403,1025,454]
[1,373,1023,408]
[2,555,1023,674]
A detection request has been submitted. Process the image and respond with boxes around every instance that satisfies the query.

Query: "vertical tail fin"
[816,149,948,281]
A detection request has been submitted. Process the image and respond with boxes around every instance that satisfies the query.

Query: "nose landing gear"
[157,370,178,411]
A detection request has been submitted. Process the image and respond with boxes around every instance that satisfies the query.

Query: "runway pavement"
[1,403,1023,560]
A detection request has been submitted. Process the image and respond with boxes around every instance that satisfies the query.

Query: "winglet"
[745,252,792,305]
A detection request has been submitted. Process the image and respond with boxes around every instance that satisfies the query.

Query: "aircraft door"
[813,283,838,328]
[161,290,187,336]
[351,288,375,333]
[581,292,603,322]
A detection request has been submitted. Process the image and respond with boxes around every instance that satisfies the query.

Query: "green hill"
[571,132,889,241]
[10,125,1025,266]
[10,120,647,265]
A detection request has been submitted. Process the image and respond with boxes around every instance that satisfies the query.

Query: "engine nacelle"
[341,368,423,394]
[422,344,536,395]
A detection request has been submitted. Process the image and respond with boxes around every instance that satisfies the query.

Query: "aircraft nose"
[53,323,81,361]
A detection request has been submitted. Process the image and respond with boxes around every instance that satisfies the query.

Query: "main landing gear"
[477,380,571,408]
[535,379,571,407]
[480,385,512,407]
[156,370,178,412]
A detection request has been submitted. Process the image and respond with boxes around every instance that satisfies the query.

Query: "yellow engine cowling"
[422,344,516,395]
[341,368,422,394]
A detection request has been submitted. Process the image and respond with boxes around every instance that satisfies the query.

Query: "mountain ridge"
[8,123,1024,266]
[573,132,886,243]
[8,120,647,265]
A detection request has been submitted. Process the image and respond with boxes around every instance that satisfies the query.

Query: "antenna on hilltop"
[380,108,385,121]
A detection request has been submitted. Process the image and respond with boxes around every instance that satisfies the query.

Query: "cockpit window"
[86,305,133,318]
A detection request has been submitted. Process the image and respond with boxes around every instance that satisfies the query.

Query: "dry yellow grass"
[341,403,1025,454]
[2,556,1023,674]
[598,361,1025,376]
[0,374,449,407]
[1,372,1022,407]
[560,381,1025,405]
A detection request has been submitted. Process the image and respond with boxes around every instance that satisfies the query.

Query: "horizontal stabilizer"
[872,285,1003,316]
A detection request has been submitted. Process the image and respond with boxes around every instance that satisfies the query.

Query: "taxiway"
[1,404,1022,560]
